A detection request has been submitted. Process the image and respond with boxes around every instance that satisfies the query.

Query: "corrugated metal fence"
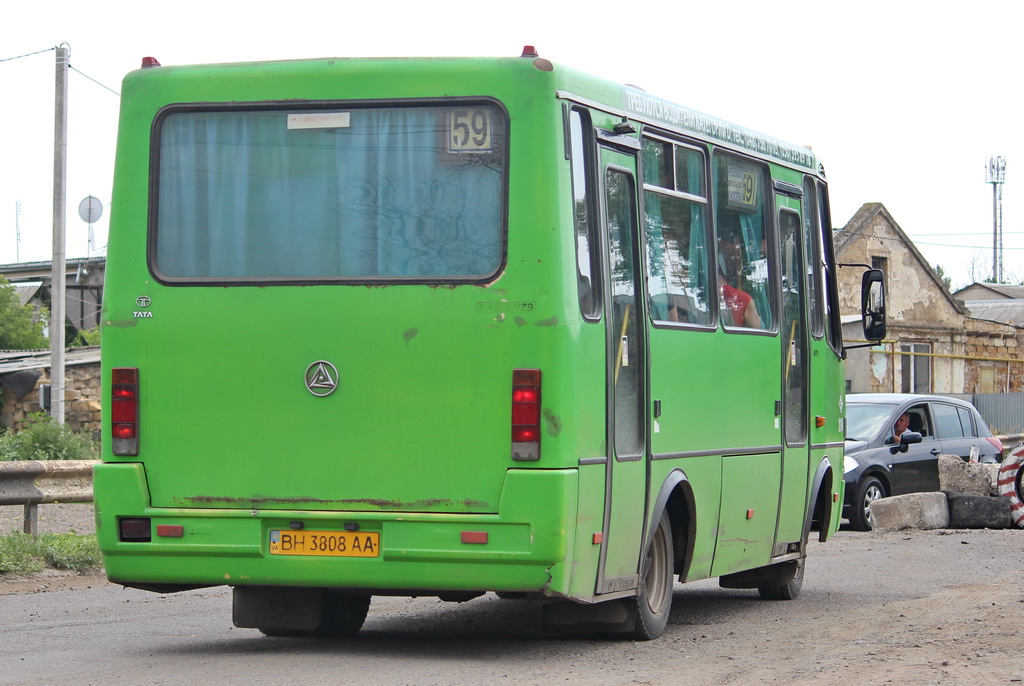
[972,393,1024,435]
[940,392,1024,434]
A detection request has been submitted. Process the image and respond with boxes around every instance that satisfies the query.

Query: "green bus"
[94,48,885,640]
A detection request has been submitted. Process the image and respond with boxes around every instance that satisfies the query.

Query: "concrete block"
[937,455,990,496]
[869,492,950,531]
[944,491,1012,529]
[983,464,1001,496]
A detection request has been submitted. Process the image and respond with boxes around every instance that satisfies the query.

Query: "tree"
[933,264,952,293]
[0,276,48,349]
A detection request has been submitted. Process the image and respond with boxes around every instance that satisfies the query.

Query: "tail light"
[512,369,541,461]
[119,517,151,542]
[986,436,1004,456]
[111,367,139,456]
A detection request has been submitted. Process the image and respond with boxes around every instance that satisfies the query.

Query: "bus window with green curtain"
[642,136,712,326]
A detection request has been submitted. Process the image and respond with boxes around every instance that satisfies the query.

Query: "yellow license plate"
[269,530,380,557]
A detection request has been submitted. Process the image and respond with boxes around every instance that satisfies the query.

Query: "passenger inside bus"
[716,215,762,328]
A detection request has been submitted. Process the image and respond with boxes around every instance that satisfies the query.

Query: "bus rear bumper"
[93,462,578,596]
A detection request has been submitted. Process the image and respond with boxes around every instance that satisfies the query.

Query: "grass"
[0,532,102,576]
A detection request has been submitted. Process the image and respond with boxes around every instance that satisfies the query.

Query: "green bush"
[0,413,99,461]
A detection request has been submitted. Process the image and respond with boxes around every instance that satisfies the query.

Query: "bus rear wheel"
[258,591,370,638]
[311,592,371,637]
[757,557,804,600]
[629,511,674,640]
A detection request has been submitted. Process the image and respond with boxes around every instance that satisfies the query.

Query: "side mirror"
[861,269,886,341]
[890,430,923,454]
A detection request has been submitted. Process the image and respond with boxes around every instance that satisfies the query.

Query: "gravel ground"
[0,502,96,536]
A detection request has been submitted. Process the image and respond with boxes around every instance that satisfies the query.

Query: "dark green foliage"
[0,276,47,349]
[0,413,99,461]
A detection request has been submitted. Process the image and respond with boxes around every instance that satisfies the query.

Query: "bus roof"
[125,54,821,174]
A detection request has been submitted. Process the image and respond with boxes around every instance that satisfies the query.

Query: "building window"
[979,366,996,394]
[901,342,931,393]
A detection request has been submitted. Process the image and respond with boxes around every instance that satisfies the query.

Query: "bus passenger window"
[642,137,711,326]
[570,109,600,319]
[809,179,842,353]
[713,155,773,330]
[801,178,825,338]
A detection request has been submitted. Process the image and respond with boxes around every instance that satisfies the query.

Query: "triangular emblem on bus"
[304,360,339,397]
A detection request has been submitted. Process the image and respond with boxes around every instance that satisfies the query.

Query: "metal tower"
[986,155,1007,283]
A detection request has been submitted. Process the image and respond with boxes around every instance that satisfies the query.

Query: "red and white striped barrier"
[997,443,1024,528]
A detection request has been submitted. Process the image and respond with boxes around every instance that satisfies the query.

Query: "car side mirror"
[890,430,923,454]
[861,269,886,341]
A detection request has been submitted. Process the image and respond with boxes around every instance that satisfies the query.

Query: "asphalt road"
[2,527,1024,686]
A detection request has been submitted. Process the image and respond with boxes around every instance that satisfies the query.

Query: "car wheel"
[850,476,885,531]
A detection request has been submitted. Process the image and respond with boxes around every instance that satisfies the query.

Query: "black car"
[843,393,1004,530]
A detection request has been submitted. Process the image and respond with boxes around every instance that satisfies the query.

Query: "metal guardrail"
[2,436,1023,538]
[0,460,98,536]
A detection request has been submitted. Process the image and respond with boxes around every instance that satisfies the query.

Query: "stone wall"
[0,362,101,438]
[963,321,1024,394]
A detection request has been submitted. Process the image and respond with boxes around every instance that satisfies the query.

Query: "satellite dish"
[78,195,103,224]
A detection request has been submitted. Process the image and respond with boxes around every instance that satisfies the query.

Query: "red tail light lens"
[119,517,151,542]
[512,369,541,461]
[111,367,139,456]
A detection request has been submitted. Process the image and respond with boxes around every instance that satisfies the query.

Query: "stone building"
[834,203,1024,395]
[0,347,101,438]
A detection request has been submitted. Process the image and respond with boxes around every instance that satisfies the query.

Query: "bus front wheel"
[629,511,674,640]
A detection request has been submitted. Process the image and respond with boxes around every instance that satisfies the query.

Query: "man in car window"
[886,412,910,445]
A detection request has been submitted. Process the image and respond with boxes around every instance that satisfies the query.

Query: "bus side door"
[775,194,811,545]
[596,144,649,594]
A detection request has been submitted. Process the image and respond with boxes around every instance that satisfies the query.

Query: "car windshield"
[846,403,898,441]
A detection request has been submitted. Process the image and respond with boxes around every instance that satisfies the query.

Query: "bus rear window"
[152,103,506,282]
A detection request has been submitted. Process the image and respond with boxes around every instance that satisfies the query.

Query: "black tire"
[258,628,306,637]
[850,476,885,531]
[260,592,370,638]
[313,592,371,637]
[628,511,674,641]
[757,557,804,600]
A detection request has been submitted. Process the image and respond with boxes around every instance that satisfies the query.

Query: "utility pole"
[15,201,21,262]
[986,155,1007,284]
[50,45,69,424]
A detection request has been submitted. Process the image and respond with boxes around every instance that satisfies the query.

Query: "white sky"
[1,1,1021,291]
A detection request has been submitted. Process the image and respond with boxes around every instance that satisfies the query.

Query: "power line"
[912,231,1024,237]
[0,46,55,64]
[915,240,1024,250]
[1,45,120,96]
[840,228,1024,251]
[69,64,119,97]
